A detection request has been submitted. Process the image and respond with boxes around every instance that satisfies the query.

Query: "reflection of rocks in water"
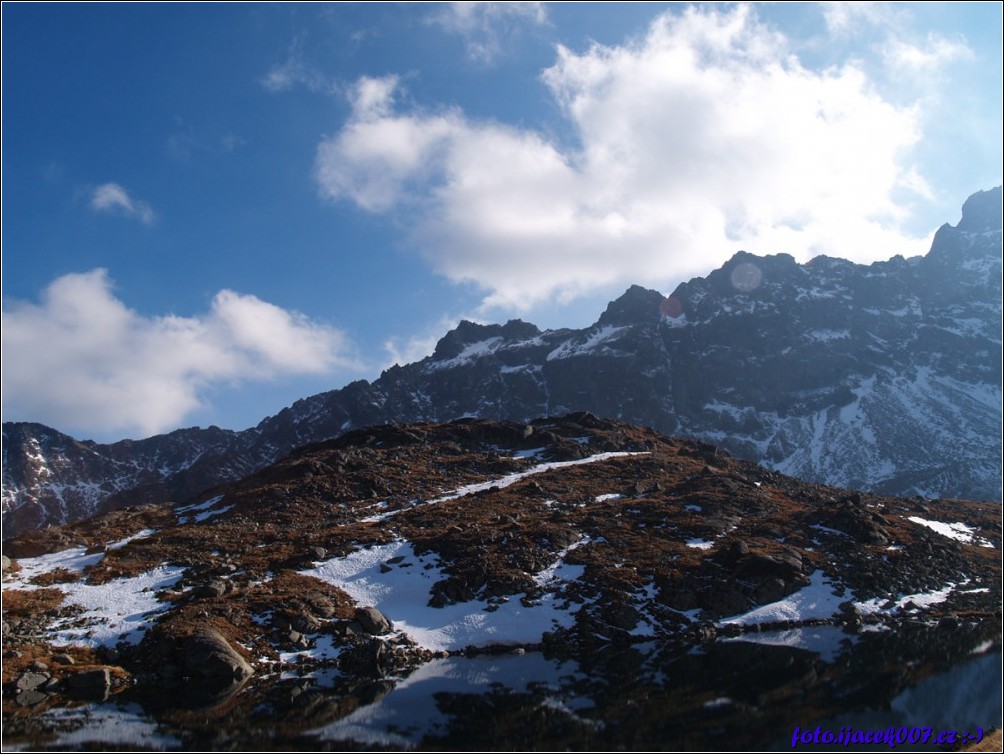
[390,623,1000,752]
[132,625,254,711]
[422,688,602,751]
[7,623,999,750]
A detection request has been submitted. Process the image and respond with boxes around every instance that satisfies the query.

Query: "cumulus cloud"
[427,2,547,63]
[89,183,156,224]
[315,5,932,312]
[1,270,356,436]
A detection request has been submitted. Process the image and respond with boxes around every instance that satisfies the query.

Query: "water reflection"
[5,623,1000,751]
[310,653,588,748]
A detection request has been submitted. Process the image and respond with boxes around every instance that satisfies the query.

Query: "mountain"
[3,188,1001,536]
[3,416,1000,749]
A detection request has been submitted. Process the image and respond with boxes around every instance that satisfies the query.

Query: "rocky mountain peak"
[595,284,667,326]
[927,185,1002,264]
[957,185,1002,233]
[431,319,541,361]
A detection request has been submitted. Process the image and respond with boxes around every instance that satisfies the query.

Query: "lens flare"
[730,262,762,292]
[659,296,684,318]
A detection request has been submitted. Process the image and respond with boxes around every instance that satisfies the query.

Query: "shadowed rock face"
[4,188,1001,536]
[1,415,1000,749]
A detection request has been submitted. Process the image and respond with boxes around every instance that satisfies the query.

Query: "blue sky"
[2,2,1001,442]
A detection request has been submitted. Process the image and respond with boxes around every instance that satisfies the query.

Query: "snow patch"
[176,494,230,524]
[430,452,647,504]
[301,540,588,652]
[719,571,844,627]
[907,517,994,548]
[853,582,960,615]
[6,549,184,648]
[546,326,629,361]
[685,539,715,550]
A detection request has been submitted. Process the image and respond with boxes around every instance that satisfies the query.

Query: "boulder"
[65,667,112,699]
[16,671,49,691]
[355,606,393,635]
[183,629,254,684]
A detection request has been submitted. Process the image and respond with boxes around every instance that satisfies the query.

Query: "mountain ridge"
[4,187,1001,536]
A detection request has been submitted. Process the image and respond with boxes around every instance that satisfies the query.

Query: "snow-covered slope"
[4,188,1001,536]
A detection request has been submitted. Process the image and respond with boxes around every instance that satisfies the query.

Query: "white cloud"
[382,314,463,370]
[427,2,547,63]
[316,6,932,312]
[882,33,973,73]
[1,270,357,437]
[382,332,441,371]
[89,183,156,225]
[819,2,894,34]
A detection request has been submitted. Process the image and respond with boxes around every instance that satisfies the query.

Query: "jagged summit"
[595,284,666,326]
[431,319,541,361]
[957,185,1003,233]
[4,188,1001,536]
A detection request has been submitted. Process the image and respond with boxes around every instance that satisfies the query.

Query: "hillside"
[3,415,1000,749]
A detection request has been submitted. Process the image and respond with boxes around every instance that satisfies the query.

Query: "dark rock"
[705,587,746,617]
[195,579,227,599]
[65,668,112,698]
[181,629,254,684]
[606,604,640,630]
[355,606,393,635]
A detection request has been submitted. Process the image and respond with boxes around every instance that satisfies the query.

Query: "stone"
[16,672,49,691]
[607,604,640,631]
[195,579,227,599]
[182,629,254,684]
[65,668,111,697]
[355,606,393,636]
[309,597,337,618]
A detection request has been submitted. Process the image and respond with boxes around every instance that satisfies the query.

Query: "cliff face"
[4,188,1001,536]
